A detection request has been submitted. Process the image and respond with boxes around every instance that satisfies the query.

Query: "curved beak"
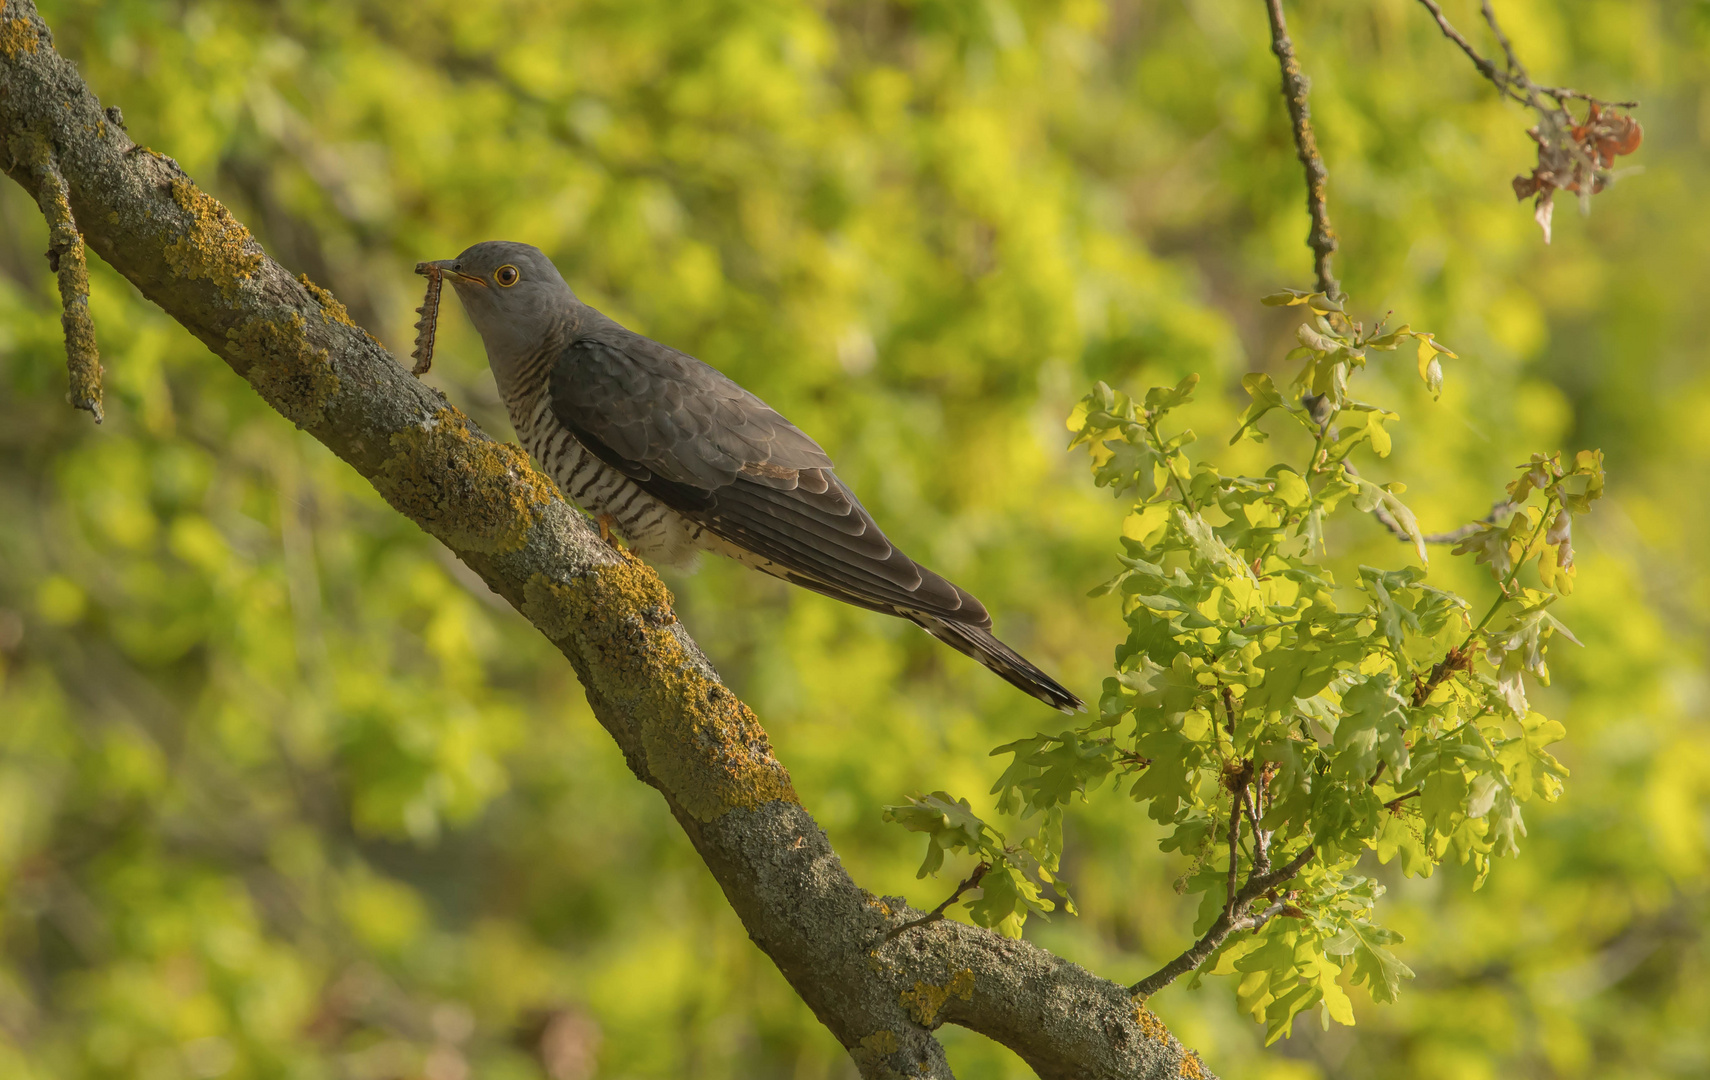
[416,259,487,287]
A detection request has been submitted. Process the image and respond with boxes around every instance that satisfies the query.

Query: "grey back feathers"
[435,240,1084,712]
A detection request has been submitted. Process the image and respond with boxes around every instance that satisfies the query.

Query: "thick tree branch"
[0,3,1208,1077]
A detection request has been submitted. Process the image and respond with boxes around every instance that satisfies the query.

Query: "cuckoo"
[420,241,1083,712]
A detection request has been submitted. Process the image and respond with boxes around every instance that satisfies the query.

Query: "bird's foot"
[597,513,626,551]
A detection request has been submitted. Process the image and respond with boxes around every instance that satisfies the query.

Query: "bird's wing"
[548,327,989,625]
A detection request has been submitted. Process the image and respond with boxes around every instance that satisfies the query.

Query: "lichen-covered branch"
[1263,0,1338,303]
[0,2,1206,1076]
[8,120,101,419]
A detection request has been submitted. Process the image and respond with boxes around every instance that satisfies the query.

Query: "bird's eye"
[495,265,520,287]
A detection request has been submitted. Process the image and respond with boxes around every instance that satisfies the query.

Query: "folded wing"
[547,326,991,626]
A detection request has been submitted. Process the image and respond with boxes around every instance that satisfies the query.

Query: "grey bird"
[424,241,1084,713]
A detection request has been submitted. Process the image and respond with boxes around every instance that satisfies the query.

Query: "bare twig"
[1419,499,1520,545]
[885,863,991,940]
[1224,791,1243,916]
[1479,0,1531,89]
[1384,789,1422,811]
[1263,0,1339,302]
[1413,0,1530,106]
[1347,458,1518,548]
[1240,783,1269,874]
[1414,0,1637,112]
[1130,845,1316,998]
[1231,899,1297,934]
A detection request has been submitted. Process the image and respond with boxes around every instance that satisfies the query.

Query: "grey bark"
[0,3,1212,1075]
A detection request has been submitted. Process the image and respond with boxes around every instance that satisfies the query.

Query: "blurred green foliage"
[0,0,1706,1077]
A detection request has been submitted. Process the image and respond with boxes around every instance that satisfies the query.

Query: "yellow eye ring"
[495,264,520,287]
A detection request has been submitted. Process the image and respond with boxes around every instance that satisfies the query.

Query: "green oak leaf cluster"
[889,295,1604,1040]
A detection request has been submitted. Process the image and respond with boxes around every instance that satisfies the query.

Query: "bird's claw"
[597,513,626,551]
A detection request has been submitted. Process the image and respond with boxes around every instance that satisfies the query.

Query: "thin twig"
[1240,783,1269,874]
[1347,458,1518,547]
[1384,789,1422,811]
[1419,499,1520,545]
[1414,0,1637,111]
[1479,0,1531,88]
[1224,791,1242,916]
[885,863,991,940]
[1413,0,1530,106]
[1231,899,1298,934]
[1130,845,1316,998]
[1263,0,1339,302]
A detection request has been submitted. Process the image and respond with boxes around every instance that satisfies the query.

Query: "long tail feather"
[910,613,1085,713]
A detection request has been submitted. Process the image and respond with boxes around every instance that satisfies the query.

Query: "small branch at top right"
[1412,0,1642,242]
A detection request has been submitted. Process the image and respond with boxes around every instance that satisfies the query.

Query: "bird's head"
[420,241,578,386]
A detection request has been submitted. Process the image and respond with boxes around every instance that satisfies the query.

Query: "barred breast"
[511,392,709,566]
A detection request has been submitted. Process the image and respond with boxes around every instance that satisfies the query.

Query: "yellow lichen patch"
[228,312,339,429]
[1135,1004,1170,1044]
[522,574,586,643]
[164,178,262,298]
[298,274,358,329]
[523,560,799,821]
[1135,1007,1204,1079]
[377,408,559,555]
[848,1030,901,1077]
[865,894,896,917]
[900,969,975,1028]
[7,130,53,174]
[0,16,40,56]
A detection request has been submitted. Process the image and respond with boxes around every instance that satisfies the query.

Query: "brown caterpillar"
[410,261,442,375]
